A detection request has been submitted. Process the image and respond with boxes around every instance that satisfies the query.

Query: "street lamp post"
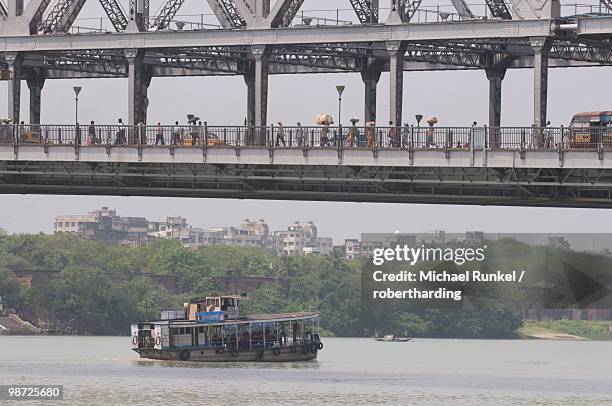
[415,114,423,145]
[73,86,82,124]
[336,85,345,126]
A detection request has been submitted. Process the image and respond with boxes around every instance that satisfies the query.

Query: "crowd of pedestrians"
[16,116,566,150]
[80,118,207,146]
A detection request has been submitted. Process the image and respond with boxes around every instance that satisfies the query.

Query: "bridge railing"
[1,124,611,152]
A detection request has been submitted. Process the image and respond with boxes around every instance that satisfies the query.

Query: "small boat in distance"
[375,334,414,342]
[131,295,322,362]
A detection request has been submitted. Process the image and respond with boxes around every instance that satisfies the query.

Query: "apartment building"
[54,207,148,245]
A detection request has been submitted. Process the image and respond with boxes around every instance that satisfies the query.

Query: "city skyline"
[3,196,612,244]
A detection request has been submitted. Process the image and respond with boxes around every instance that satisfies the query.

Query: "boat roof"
[135,311,318,327]
[245,312,318,322]
[189,295,246,303]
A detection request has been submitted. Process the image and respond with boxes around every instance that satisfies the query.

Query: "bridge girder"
[3,160,612,208]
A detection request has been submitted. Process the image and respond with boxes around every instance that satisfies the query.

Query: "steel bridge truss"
[402,0,424,21]
[151,0,186,31]
[349,0,379,23]
[25,50,126,76]
[0,0,7,18]
[3,161,612,208]
[40,0,88,33]
[485,0,512,19]
[4,37,611,79]
[98,0,128,31]
[207,0,246,28]
[269,0,305,28]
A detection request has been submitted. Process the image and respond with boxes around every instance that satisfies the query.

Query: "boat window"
[251,323,264,348]
[170,328,179,335]
[211,325,223,347]
[179,327,185,334]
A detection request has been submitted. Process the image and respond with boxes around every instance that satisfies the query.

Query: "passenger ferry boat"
[131,295,322,362]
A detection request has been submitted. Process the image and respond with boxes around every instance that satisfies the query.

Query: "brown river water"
[0,336,611,405]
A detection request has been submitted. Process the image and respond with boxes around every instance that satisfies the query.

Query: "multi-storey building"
[465,231,485,246]
[549,236,571,250]
[54,210,331,255]
[54,207,148,245]
[148,216,189,239]
[240,219,269,237]
[344,239,362,260]
[274,221,332,256]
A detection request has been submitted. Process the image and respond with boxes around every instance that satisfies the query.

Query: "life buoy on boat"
[317,342,323,350]
[155,336,161,346]
[179,350,190,361]
[273,347,281,356]
[132,335,138,346]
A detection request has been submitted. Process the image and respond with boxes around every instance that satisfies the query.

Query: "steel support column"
[485,67,505,146]
[244,70,255,126]
[251,45,269,130]
[5,52,22,125]
[387,41,406,127]
[361,69,381,123]
[531,37,551,127]
[125,49,149,129]
[26,75,45,125]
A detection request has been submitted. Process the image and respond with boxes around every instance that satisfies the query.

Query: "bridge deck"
[2,144,612,170]
[2,124,612,208]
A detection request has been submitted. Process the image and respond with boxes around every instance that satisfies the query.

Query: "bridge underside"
[3,160,612,208]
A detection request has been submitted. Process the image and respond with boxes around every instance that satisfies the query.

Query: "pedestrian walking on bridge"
[426,117,438,148]
[296,122,305,147]
[88,121,97,145]
[276,121,286,147]
[155,122,164,145]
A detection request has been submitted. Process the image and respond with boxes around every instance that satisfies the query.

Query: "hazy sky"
[1,0,610,242]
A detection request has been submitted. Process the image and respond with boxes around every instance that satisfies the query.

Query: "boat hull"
[135,344,319,362]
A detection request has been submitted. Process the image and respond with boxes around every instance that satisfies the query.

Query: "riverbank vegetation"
[0,231,609,339]
[520,320,612,340]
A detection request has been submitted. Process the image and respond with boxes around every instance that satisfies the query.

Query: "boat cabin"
[186,295,245,322]
[131,312,320,353]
